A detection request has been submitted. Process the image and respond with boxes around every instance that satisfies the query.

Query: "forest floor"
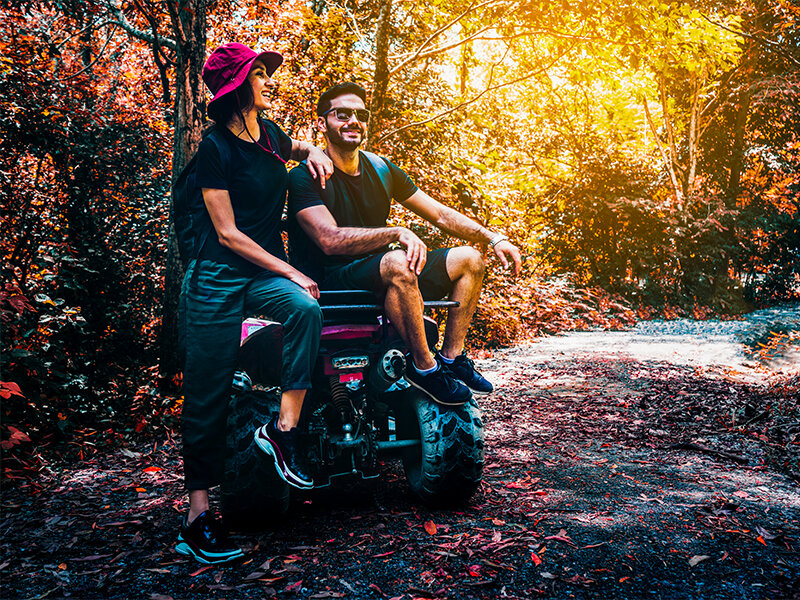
[2,326,799,600]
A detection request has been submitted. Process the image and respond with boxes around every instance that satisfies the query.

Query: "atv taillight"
[331,355,369,369]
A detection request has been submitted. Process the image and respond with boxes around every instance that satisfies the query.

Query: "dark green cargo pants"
[178,259,322,490]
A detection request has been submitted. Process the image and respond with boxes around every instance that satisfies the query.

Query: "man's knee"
[450,246,485,278]
[380,250,418,287]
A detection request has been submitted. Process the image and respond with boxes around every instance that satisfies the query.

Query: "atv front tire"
[222,389,290,530]
[395,392,484,505]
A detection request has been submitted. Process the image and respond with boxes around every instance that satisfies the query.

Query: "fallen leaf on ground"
[284,580,303,593]
[689,555,711,567]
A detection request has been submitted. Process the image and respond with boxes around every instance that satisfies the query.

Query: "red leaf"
[0,382,24,398]
[8,427,30,443]
[424,520,437,535]
[143,466,162,473]
[284,580,303,593]
[531,551,542,566]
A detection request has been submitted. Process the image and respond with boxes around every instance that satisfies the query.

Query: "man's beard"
[328,126,364,151]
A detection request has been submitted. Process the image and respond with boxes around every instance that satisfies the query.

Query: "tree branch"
[702,13,800,67]
[390,26,631,76]
[390,25,494,74]
[165,0,188,48]
[133,0,174,101]
[59,25,116,80]
[337,0,375,60]
[103,0,176,52]
[390,0,499,74]
[643,95,683,206]
[377,45,570,144]
[54,16,113,50]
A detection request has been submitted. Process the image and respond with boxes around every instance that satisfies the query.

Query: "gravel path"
[1,312,798,600]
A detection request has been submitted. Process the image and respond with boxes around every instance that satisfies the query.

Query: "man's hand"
[397,227,427,275]
[288,269,320,299]
[306,146,334,189]
[493,240,522,276]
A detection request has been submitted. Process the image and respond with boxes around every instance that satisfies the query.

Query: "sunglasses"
[323,107,371,123]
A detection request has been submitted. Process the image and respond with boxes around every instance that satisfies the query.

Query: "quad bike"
[221,290,485,529]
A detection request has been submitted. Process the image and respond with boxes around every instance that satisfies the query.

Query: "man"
[288,82,521,407]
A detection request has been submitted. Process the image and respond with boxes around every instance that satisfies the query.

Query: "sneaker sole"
[175,540,243,565]
[467,387,492,396]
[406,377,470,407]
[457,380,492,396]
[254,428,314,490]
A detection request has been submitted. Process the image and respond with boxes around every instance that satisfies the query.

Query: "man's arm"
[295,205,429,274]
[401,189,523,275]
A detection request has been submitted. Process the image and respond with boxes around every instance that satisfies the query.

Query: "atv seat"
[319,290,458,320]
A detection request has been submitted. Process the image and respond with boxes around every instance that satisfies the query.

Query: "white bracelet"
[488,233,509,248]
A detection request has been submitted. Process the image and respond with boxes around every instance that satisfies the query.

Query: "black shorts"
[322,248,453,301]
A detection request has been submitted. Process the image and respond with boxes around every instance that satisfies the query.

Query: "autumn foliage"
[1,0,798,453]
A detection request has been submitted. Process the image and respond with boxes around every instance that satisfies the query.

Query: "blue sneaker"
[438,352,494,395]
[175,511,243,565]
[405,357,472,406]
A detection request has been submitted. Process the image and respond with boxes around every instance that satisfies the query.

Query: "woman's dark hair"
[207,80,255,126]
[316,82,368,116]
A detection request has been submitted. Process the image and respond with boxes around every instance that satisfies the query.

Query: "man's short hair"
[316,82,368,116]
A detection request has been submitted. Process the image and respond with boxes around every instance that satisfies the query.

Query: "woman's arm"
[202,187,319,298]
[290,140,333,189]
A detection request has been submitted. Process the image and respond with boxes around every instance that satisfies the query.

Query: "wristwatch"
[488,233,509,248]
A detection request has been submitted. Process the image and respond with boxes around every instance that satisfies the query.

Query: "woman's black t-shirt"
[194,119,293,276]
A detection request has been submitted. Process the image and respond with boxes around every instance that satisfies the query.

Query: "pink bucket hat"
[202,43,283,110]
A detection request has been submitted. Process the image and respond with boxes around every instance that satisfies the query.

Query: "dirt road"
[2,329,798,599]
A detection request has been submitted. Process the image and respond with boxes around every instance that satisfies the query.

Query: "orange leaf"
[531,551,542,566]
[135,487,146,492]
[143,466,162,473]
[423,520,437,535]
[757,536,766,546]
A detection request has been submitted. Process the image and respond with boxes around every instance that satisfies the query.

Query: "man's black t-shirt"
[194,119,293,276]
[287,152,418,277]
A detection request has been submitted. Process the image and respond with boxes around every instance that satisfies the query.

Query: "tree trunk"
[726,86,752,202]
[368,0,392,150]
[157,0,207,393]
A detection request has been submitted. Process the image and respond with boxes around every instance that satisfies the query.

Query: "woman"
[174,42,332,565]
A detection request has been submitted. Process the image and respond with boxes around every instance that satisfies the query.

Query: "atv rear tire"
[395,392,484,505]
[222,389,290,530]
